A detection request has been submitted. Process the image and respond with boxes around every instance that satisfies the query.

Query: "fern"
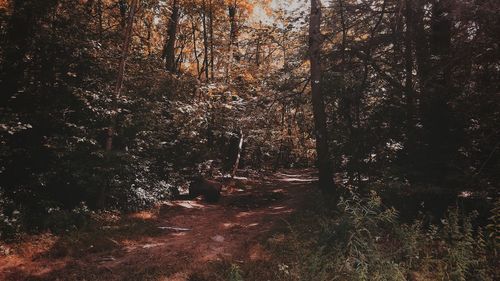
[228,264,244,281]
[270,192,498,281]
[486,198,499,257]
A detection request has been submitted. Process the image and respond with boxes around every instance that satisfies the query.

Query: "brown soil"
[0,170,318,281]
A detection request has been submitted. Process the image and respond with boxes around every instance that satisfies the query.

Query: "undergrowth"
[262,192,499,281]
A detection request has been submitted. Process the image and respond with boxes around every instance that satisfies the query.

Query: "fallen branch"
[158,226,191,232]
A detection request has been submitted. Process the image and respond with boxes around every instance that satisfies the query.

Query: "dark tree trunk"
[411,0,455,183]
[100,0,138,209]
[162,0,180,72]
[256,29,261,66]
[404,0,416,155]
[97,0,104,40]
[228,2,238,46]
[209,0,215,80]
[231,130,244,179]
[191,17,201,77]
[226,1,238,81]
[410,0,431,176]
[421,0,454,183]
[309,0,335,193]
[118,0,128,29]
[106,0,138,151]
[202,0,209,81]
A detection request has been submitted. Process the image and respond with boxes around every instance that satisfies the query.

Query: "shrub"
[271,192,499,281]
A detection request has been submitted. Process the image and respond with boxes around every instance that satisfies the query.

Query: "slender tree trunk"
[256,31,261,66]
[97,0,103,40]
[145,15,153,56]
[199,56,207,80]
[281,24,288,69]
[209,0,215,80]
[228,1,238,47]
[162,0,180,72]
[412,0,430,95]
[175,37,186,72]
[422,0,453,182]
[309,0,334,193]
[404,0,416,155]
[101,0,138,208]
[106,0,138,150]
[118,0,127,30]
[337,0,355,183]
[202,0,209,81]
[231,130,244,179]
[191,17,201,77]
[410,0,430,165]
[226,1,238,81]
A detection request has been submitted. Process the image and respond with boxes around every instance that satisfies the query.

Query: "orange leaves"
[0,0,10,11]
[222,0,255,15]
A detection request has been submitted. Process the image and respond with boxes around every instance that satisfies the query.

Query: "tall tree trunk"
[145,15,153,56]
[256,28,261,66]
[191,17,201,77]
[309,0,334,193]
[226,1,238,81]
[162,0,180,72]
[410,0,455,183]
[255,21,263,66]
[231,130,244,179]
[410,0,431,176]
[202,0,209,81]
[209,0,215,80]
[281,29,288,69]
[404,0,416,155]
[118,0,128,29]
[101,0,138,208]
[337,0,355,183]
[228,1,238,47]
[97,0,104,40]
[175,36,186,72]
[422,0,453,182]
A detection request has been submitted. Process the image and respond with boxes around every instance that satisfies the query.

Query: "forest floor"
[0,169,318,281]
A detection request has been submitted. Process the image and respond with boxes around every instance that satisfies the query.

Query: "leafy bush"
[41,202,92,234]
[0,192,22,241]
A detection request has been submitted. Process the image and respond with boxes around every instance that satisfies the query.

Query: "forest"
[0,0,498,280]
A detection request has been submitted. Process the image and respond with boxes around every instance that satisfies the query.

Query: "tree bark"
[410,0,454,183]
[162,0,180,72]
[118,0,128,30]
[191,17,201,77]
[209,0,215,80]
[231,130,244,179]
[404,0,416,155]
[228,1,238,47]
[309,0,334,193]
[106,0,138,150]
[226,1,238,81]
[422,0,453,182]
[202,0,209,81]
[97,0,104,40]
[256,26,261,66]
[100,0,138,208]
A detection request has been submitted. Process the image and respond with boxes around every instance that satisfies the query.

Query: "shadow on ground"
[0,169,318,281]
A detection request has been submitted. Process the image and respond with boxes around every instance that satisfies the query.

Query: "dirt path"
[0,170,317,281]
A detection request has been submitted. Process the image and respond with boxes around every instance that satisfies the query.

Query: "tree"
[101,0,139,208]
[163,0,180,72]
[309,0,334,193]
